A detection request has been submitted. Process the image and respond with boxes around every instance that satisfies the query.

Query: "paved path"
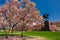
[0,36,48,40]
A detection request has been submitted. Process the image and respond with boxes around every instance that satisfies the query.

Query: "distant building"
[51,22,60,27]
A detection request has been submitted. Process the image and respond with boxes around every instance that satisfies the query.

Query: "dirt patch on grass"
[21,36,48,40]
[0,36,48,40]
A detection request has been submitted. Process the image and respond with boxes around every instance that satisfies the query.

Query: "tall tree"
[0,0,44,37]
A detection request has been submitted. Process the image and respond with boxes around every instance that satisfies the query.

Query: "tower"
[41,13,50,31]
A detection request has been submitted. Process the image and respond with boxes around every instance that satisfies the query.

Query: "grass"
[0,31,21,36]
[24,31,60,40]
[0,31,60,40]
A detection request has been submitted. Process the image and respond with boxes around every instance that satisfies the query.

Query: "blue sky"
[0,0,60,22]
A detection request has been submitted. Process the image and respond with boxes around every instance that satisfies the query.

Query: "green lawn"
[0,31,60,40]
[24,31,60,40]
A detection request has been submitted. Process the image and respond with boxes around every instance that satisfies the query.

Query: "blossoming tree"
[0,0,44,36]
